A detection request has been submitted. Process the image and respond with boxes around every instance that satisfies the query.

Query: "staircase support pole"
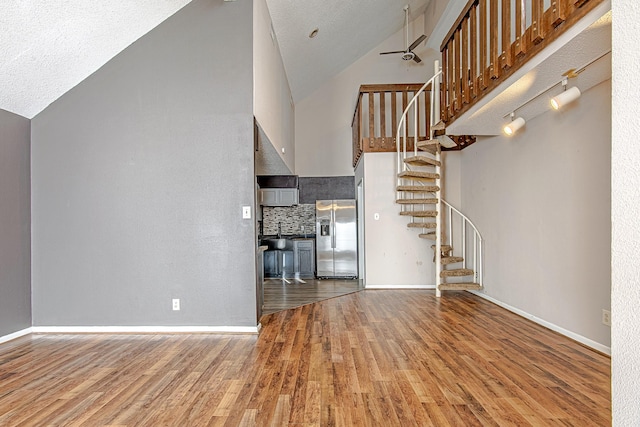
[433,60,442,298]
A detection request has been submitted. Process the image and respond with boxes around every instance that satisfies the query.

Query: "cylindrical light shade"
[550,86,581,110]
[503,117,526,136]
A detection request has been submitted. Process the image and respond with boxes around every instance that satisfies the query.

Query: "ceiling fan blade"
[407,34,427,52]
[380,50,405,55]
[412,53,422,63]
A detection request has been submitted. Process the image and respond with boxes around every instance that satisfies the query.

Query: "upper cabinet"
[259,188,299,206]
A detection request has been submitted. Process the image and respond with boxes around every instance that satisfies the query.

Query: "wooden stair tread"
[418,232,437,240]
[416,139,440,146]
[404,156,441,167]
[441,256,464,265]
[397,185,439,192]
[440,268,474,277]
[398,171,440,180]
[431,244,452,252]
[407,222,437,229]
[399,210,437,217]
[396,198,439,205]
[438,282,482,291]
[417,142,438,154]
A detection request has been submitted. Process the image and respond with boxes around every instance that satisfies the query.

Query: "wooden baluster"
[479,0,488,90]
[391,91,398,143]
[425,89,431,139]
[448,41,455,118]
[489,0,500,79]
[462,16,470,104]
[514,0,526,57]
[358,94,363,152]
[355,94,363,163]
[368,93,374,148]
[470,3,477,99]
[531,0,545,44]
[441,46,449,122]
[402,90,408,148]
[550,0,566,27]
[411,93,422,144]
[448,38,455,117]
[454,29,462,111]
[380,92,386,147]
[500,0,512,69]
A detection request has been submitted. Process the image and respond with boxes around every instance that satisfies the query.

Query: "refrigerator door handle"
[331,205,336,249]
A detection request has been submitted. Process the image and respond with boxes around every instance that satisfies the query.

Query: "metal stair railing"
[440,199,484,296]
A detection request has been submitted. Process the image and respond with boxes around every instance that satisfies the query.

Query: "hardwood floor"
[262,278,363,315]
[0,290,610,426]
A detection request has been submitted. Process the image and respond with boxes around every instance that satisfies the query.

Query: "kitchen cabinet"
[294,239,315,278]
[264,250,294,278]
[259,188,299,206]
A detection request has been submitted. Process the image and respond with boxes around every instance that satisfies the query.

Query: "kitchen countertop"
[260,234,316,240]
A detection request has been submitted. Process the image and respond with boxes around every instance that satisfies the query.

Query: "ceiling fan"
[380,5,426,63]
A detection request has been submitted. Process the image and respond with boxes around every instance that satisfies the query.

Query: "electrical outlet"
[172,298,180,311]
[602,309,611,326]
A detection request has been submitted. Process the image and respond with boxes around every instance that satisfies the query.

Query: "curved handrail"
[441,198,483,289]
[395,70,442,176]
[441,199,482,237]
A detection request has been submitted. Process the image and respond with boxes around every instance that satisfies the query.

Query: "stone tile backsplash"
[263,204,316,236]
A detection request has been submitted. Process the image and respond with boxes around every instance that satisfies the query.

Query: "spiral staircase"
[395,61,483,297]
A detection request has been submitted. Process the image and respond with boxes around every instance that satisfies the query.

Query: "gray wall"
[461,80,611,349]
[31,0,258,327]
[0,109,31,336]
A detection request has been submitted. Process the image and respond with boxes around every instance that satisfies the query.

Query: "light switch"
[242,206,251,219]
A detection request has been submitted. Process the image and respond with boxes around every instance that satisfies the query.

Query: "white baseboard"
[31,325,260,334]
[365,284,436,289]
[0,327,32,344]
[469,291,611,356]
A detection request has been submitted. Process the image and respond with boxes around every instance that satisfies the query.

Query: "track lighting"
[503,113,525,136]
[550,81,581,110]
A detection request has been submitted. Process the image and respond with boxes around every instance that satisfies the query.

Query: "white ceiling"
[1,0,192,119]
[265,0,431,102]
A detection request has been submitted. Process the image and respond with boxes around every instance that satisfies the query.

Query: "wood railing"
[352,84,431,167]
[440,0,606,123]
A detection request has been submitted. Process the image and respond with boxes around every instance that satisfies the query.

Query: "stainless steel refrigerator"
[316,200,358,278]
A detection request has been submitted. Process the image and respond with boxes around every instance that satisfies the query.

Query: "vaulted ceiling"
[1,0,432,119]
[1,0,611,136]
[265,0,431,102]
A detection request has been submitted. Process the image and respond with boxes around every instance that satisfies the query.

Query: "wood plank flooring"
[262,278,363,315]
[0,290,610,426]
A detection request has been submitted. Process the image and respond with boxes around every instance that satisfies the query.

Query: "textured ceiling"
[0,0,609,133]
[266,0,431,102]
[1,0,432,118]
[0,0,192,118]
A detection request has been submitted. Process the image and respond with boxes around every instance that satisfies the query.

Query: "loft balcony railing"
[440,0,607,124]
[352,84,431,168]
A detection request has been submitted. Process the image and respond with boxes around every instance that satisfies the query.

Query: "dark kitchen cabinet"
[264,250,294,278]
[294,239,315,278]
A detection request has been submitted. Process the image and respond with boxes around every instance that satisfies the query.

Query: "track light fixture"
[503,112,525,136]
[550,79,581,110]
